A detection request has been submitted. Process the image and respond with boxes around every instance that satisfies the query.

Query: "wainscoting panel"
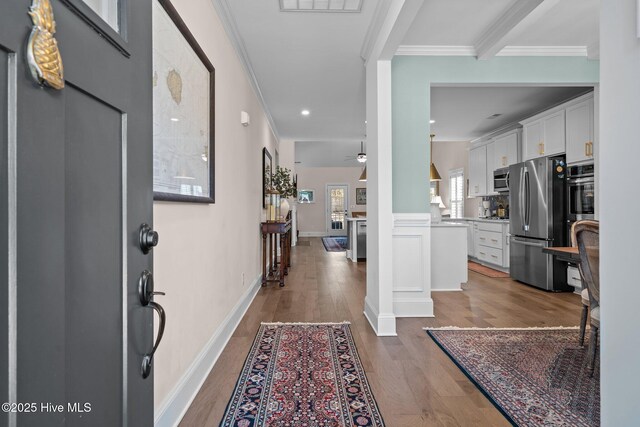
[392,214,433,317]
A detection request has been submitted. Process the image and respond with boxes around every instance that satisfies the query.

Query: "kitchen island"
[431,222,468,291]
[346,217,366,262]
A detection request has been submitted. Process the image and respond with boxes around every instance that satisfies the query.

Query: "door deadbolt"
[139,223,159,254]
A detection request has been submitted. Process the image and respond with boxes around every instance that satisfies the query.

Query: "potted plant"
[271,166,296,220]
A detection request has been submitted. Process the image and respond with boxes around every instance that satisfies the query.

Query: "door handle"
[141,301,166,379]
[138,270,166,379]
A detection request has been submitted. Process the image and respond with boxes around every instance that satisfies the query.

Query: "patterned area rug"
[220,322,385,426]
[425,327,600,426]
[468,261,510,278]
[322,236,348,252]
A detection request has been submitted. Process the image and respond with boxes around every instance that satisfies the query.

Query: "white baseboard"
[299,231,328,237]
[364,297,397,336]
[393,297,434,317]
[154,275,262,427]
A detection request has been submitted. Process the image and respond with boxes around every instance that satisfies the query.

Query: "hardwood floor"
[180,237,582,426]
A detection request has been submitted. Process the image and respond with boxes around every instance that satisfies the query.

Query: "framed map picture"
[356,188,366,205]
[152,0,215,203]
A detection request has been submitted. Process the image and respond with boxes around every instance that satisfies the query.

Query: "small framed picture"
[356,188,366,205]
[298,189,315,204]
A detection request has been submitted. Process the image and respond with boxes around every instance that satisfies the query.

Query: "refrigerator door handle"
[519,167,525,231]
[524,168,530,231]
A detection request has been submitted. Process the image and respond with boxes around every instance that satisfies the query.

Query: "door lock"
[139,223,159,254]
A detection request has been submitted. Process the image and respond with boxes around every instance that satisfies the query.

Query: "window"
[449,169,464,219]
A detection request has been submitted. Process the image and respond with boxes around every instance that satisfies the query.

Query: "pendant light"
[358,166,367,182]
[429,133,442,181]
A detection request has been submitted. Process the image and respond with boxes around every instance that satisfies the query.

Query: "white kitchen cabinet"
[468,145,487,197]
[493,130,520,168]
[522,110,566,161]
[523,120,542,161]
[468,221,476,258]
[485,142,497,195]
[566,95,595,164]
[473,221,510,268]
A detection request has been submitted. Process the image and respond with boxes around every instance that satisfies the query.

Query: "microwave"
[493,167,510,192]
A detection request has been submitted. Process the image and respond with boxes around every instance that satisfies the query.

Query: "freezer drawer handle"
[512,239,544,248]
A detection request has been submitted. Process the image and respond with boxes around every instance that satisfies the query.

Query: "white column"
[364,59,396,336]
[600,1,640,424]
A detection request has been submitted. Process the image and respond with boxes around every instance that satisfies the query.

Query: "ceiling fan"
[344,141,366,163]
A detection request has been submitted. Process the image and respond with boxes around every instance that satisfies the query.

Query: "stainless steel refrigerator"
[509,156,571,291]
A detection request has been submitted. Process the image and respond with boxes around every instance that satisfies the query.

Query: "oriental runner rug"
[322,236,348,252]
[220,322,385,427]
[425,327,600,427]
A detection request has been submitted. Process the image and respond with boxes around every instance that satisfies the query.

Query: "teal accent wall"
[391,56,600,213]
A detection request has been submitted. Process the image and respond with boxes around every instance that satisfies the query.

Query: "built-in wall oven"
[566,163,595,241]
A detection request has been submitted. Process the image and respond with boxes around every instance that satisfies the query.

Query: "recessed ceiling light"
[301,110,310,116]
[430,120,436,124]
[171,117,179,122]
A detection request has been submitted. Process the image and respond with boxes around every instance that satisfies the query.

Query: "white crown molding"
[210,0,280,141]
[396,45,591,58]
[496,46,589,57]
[395,45,476,56]
[474,0,545,60]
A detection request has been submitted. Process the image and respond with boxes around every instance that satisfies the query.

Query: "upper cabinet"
[493,130,520,168]
[468,145,487,197]
[521,92,595,163]
[469,128,521,197]
[485,142,497,195]
[566,94,595,164]
[522,110,566,161]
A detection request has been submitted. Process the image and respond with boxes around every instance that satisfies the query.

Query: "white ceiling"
[223,0,377,141]
[402,0,514,46]
[295,140,366,167]
[217,0,600,158]
[430,86,592,141]
[400,0,600,56]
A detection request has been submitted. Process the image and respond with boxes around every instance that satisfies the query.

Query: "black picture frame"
[356,188,367,205]
[262,148,272,208]
[152,0,216,204]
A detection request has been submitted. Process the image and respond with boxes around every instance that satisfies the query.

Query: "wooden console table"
[261,220,292,287]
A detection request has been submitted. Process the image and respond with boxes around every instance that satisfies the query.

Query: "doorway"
[326,184,349,236]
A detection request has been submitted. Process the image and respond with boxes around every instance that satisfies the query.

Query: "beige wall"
[296,167,367,234]
[432,140,480,218]
[152,0,278,415]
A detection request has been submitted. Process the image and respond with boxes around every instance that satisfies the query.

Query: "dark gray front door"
[1,1,155,426]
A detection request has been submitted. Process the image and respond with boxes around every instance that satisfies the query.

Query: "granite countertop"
[346,217,367,221]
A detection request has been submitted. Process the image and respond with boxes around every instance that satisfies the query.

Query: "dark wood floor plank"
[179,237,581,426]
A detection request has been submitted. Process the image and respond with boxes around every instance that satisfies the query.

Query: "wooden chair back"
[573,220,600,306]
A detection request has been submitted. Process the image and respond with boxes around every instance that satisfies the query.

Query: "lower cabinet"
[472,221,509,269]
[444,219,510,269]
